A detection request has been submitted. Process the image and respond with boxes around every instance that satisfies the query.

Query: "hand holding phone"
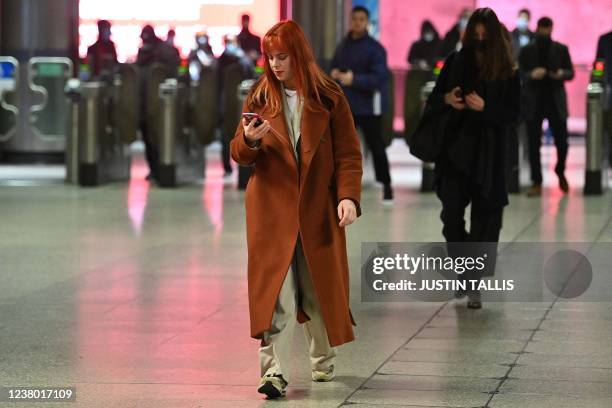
[242,112,270,146]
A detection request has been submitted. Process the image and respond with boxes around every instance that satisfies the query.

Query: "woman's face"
[474,23,486,41]
[268,51,292,84]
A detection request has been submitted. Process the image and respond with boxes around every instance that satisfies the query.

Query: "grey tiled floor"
[1,141,611,407]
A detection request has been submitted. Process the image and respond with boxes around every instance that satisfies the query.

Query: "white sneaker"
[257,374,287,398]
[312,364,335,382]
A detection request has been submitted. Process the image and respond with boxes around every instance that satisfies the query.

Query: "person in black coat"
[519,17,574,196]
[408,20,441,70]
[429,8,520,309]
[510,8,534,62]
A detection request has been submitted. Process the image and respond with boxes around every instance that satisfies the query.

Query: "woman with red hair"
[230,20,363,398]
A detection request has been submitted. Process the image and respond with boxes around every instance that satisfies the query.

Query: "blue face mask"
[517,17,528,31]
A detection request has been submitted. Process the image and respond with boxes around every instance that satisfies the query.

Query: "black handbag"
[407,101,451,162]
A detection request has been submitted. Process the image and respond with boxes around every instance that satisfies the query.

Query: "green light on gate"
[37,63,64,77]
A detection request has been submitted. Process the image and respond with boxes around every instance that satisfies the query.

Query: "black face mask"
[471,39,487,53]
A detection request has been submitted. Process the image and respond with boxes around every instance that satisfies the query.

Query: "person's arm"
[595,35,605,59]
[330,42,342,70]
[559,45,575,81]
[331,94,363,217]
[407,43,417,65]
[481,72,521,126]
[230,101,262,166]
[351,45,387,91]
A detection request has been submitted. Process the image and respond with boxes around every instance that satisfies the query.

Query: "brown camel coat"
[230,90,362,347]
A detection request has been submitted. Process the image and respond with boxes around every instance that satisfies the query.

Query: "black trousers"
[526,102,569,184]
[141,120,159,179]
[436,167,504,283]
[353,114,391,185]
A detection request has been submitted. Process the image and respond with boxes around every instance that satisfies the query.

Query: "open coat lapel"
[299,104,330,185]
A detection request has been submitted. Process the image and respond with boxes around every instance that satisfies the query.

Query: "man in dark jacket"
[331,5,393,203]
[237,14,261,65]
[596,29,612,166]
[519,17,574,196]
[86,20,117,80]
[511,8,534,62]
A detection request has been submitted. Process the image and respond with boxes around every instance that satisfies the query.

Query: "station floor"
[1,140,612,407]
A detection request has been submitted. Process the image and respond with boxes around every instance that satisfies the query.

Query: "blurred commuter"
[428,8,520,308]
[408,20,441,70]
[440,8,472,57]
[158,28,181,77]
[237,13,262,64]
[331,5,394,203]
[86,20,118,80]
[404,20,441,137]
[218,35,253,176]
[596,29,612,166]
[230,20,362,398]
[188,31,216,80]
[510,8,534,61]
[137,25,164,182]
[519,17,574,196]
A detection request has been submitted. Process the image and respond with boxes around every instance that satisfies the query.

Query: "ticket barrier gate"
[584,60,609,195]
[0,57,19,147]
[65,64,137,186]
[156,65,217,187]
[0,57,73,159]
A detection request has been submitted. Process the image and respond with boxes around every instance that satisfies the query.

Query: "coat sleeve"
[229,101,261,166]
[331,94,363,217]
[482,72,521,126]
[560,45,575,81]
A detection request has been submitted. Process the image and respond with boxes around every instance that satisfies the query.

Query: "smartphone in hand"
[242,112,264,128]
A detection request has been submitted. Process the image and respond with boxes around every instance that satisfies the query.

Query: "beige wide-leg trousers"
[259,238,336,379]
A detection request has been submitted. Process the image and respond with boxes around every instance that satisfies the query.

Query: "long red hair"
[247,20,342,115]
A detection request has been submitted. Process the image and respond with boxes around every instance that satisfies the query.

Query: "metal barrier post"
[419,81,436,192]
[78,82,104,186]
[584,82,605,195]
[158,78,179,187]
[237,79,255,190]
[64,78,81,184]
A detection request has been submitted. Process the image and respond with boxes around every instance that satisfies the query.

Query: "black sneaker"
[257,374,287,398]
[383,184,394,205]
[467,290,482,309]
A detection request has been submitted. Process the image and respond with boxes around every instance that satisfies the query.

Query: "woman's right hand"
[243,117,271,145]
[444,86,465,110]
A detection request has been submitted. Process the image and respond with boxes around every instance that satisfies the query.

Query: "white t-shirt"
[284,88,298,116]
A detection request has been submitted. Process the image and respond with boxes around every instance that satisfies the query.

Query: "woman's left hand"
[465,92,485,111]
[337,199,357,227]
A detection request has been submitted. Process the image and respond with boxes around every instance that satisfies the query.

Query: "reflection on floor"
[0,140,611,407]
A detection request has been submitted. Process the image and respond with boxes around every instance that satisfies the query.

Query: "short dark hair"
[241,14,250,22]
[518,8,530,18]
[351,5,370,19]
[537,16,553,28]
[97,20,111,30]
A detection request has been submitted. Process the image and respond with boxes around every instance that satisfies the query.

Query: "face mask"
[197,36,208,46]
[473,39,487,53]
[517,17,528,31]
[424,32,434,42]
[459,17,468,31]
[101,30,111,41]
[226,43,238,54]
